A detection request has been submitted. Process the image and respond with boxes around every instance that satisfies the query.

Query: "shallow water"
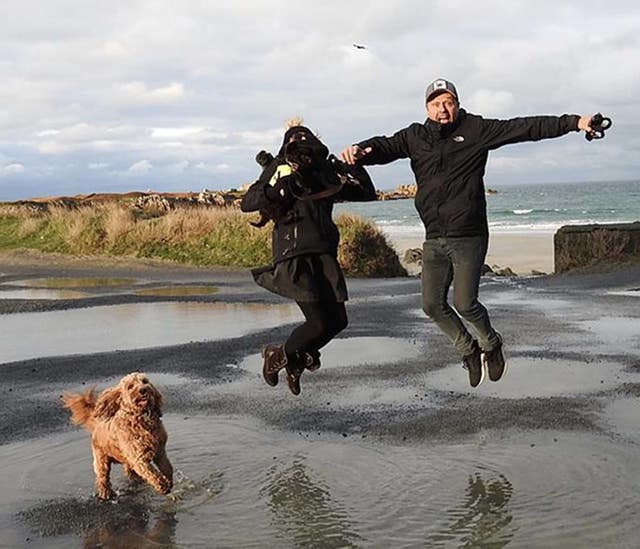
[237,337,424,373]
[134,285,219,297]
[5,277,137,288]
[606,288,640,297]
[0,288,89,300]
[427,357,632,399]
[579,317,640,350]
[602,397,640,444]
[0,302,300,364]
[3,415,640,548]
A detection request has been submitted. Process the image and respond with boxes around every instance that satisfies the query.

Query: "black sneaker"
[484,334,506,382]
[261,344,287,387]
[462,340,484,388]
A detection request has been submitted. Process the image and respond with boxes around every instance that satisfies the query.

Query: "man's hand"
[578,115,595,133]
[340,145,372,165]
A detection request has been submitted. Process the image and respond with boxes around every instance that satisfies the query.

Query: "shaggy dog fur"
[62,373,173,500]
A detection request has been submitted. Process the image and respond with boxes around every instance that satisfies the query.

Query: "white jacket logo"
[453,135,465,142]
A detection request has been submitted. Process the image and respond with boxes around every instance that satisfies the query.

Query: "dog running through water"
[62,373,173,500]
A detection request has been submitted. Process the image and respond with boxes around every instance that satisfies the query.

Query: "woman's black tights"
[284,300,347,358]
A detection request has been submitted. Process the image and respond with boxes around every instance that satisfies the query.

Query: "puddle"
[483,290,572,312]
[427,357,633,399]
[3,416,640,547]
[37,372,197,400]
[607,288,640,297]
[237,337,423,374]
[602,398,640,443]
[5,277,138,289]
[0,288,89,300]
[135,286,219,297]
[579,317,640,348]
[0,302,301,364]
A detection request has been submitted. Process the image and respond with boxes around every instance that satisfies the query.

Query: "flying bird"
[353,43,367,50]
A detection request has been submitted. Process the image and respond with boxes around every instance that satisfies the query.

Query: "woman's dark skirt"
[251,254,347,303]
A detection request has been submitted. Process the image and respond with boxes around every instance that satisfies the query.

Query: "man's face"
[426,92,459,125]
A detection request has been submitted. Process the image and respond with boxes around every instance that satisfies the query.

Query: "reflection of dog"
[62,373,173,500]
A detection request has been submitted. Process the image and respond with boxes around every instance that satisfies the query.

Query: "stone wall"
[554,222,640,273]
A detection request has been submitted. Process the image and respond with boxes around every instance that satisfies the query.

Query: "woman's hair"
[285,116,304,129]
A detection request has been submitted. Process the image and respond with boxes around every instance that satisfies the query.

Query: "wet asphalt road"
[1,251,639,448]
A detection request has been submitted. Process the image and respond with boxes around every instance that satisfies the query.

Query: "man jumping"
[341,78,597,387]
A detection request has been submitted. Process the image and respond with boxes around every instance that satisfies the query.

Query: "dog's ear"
[94,387,122,419]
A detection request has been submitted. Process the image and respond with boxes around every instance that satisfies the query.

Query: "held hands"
[340,145,373,165]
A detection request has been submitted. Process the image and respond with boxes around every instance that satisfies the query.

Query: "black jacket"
[357,109,581,238]
[241,131,376,263]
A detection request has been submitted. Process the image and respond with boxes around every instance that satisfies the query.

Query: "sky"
[1,0,639,201]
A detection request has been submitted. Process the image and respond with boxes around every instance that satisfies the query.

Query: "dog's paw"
[97,486,114,500]
[156,475,172,495]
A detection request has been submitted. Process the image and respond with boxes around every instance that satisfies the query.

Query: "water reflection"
[18,495,177,548]
[262,460,363,548]
[0,302,301,363]
[0,288,89,300]
[135,285,219,297]
[427,470,515,547]
[6,277,137,288]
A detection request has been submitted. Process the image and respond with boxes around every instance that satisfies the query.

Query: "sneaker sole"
[477,360,487,387]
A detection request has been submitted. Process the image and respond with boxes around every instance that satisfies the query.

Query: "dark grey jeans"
[421,235,500,357]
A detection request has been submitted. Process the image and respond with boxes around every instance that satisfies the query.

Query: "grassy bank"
[0,203,406,277]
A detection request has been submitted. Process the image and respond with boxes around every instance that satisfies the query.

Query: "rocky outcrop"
[7,189,245,212]
[134,194,174,212]
[377,184,417,201]
[376,184,498,201]
[554,222,640,272]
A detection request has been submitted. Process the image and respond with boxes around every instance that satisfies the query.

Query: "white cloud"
[1,163,25,175]
[88,162,109,170]
[114,81,185,104]
[1,1,639,198]
[467,90,515,117]
[99,40,128,58]
[173,160,189,171]
[128,160,152,174]
[151,127,206,139]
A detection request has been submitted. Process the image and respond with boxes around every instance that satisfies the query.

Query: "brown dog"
[62,373,173,500]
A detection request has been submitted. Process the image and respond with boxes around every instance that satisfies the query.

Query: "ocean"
[335,179,640,238]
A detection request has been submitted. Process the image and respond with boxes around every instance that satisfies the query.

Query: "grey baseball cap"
[425,78,459,103]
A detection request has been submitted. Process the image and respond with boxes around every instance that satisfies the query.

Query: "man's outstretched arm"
[481,113,595,150]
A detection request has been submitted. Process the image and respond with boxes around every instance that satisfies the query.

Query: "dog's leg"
[124,464,143,484]
[131,459,172,495]
[93,448,113,500]
[154,449,174,491]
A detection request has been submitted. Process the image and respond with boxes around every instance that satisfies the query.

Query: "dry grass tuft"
[0,202,406,276]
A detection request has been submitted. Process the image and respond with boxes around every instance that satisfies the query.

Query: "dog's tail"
[61,388,97,431]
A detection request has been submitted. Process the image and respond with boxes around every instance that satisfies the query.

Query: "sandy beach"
[384,229,555,275]
[1,250,640,547]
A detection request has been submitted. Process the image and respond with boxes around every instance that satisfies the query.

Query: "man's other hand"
[578,115,595,133]
[340,145,372,165]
